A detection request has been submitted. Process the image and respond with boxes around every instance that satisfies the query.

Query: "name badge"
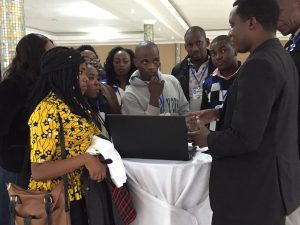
[192,87,202,99]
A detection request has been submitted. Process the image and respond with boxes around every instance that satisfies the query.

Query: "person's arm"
[121,77,164,115]
[207,59,281,158]
[30,105,106,182]
[31,153,106,182]
[174,77,189,115]
[148,76,164,108]
[121,92,160,115]
[186,108,220,125]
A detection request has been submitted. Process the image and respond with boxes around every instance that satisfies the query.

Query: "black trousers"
[70,199,89,225]
[212,214,285,225]
[212,201,285,225]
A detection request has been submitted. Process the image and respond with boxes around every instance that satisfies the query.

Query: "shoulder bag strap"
[57,115,70,213]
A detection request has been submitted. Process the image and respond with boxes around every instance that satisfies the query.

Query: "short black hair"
[77,45,99,58]
[184,26,206,39]
[135,41,160,57]
[211,35,233,47]
[233,0,279,32]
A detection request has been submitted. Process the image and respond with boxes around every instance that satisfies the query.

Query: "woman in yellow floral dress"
[27,47,107,225]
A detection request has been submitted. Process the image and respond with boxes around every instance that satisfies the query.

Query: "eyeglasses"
[85,57,100,68]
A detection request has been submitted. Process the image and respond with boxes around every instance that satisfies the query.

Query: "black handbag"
[81,157,136,225]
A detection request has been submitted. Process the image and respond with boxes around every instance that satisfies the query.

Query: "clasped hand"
[84,154,107,183]
[149,76,164,98]
[185,109,219,148]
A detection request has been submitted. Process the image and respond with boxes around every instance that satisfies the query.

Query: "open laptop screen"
[107,115,190,161]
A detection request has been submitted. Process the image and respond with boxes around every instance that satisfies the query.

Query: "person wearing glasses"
[77,45,106,81]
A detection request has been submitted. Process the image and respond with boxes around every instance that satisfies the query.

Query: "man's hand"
[185,108,220,125]
[149,76,164,107]
[188,122,210,148]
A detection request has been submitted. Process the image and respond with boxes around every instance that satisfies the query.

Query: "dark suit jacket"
[207,39,300,223]
[285,32,300,81]
[171,51,215,101]
[285,32,300,153]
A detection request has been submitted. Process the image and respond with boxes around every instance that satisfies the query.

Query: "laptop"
[106,115,192,161]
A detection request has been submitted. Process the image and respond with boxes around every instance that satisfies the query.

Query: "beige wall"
[78,40,287,75]
[87,44,176,74]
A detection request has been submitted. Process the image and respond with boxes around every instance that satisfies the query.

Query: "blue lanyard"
[159,95,164,113]
[288,35,300,52]
[191,62,209,86]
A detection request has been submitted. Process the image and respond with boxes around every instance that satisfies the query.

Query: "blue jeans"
[0,166,18,225]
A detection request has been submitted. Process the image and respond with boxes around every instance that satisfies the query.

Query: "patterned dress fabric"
[28,92,99,201]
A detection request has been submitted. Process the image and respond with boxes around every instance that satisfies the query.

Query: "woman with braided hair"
[27,47,109,225]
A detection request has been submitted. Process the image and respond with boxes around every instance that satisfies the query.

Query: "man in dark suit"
[188,0,300,224]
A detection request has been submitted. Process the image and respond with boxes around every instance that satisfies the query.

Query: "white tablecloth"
[123,152,212,225]
[123,152,300,225]
[287,207,300,225]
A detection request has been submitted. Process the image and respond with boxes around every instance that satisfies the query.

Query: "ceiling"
[24,0,287,45]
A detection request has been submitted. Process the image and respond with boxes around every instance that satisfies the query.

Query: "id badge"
[192,87,202,99]
[160,112,171,116]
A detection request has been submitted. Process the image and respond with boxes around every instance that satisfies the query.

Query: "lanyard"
[159,95,164,113]
[288,35,300,52]
[191,62,209,86]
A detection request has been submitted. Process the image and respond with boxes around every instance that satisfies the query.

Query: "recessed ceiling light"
[59,1,118,20]
[171,36,175,39]
[158,28,161,31]
[131,9,135,14]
